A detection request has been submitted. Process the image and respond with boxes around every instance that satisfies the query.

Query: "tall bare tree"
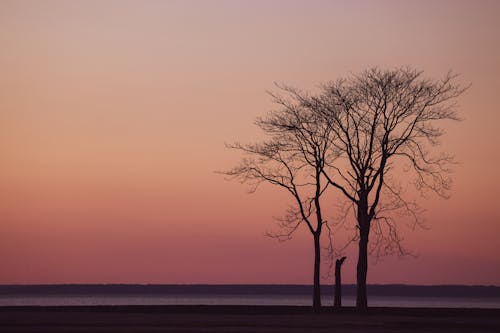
[223,87,336,311]
[311,68,466,309]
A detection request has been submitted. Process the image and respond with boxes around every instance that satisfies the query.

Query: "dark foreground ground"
[1,305,499,333]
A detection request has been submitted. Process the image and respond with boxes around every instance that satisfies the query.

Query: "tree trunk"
[334,256,346,308]
[356,226,369,310]
[312,233,321,312]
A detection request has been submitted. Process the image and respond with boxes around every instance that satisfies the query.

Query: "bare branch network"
[222,67,466,310]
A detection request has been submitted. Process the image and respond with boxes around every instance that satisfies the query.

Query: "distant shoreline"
[1,305,499,333]
[1,304,500,313]
[1,284,500,298]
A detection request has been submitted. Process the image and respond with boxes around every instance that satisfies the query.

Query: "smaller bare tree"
[223,87,336,311]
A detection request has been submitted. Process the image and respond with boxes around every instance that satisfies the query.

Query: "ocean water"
[1,294,499,308]
[2,285,499,308]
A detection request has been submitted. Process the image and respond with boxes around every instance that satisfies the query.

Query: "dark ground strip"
[1,306,499,333]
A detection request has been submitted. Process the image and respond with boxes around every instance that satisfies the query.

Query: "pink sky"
[1,0,499,285]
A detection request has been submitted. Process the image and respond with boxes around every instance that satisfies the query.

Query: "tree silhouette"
[224,67,465,311]
[223,88,336,312]
[311,68,467,309]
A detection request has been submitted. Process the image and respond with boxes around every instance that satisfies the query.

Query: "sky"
[1,0,499,285]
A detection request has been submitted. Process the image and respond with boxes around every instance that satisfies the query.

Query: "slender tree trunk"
[312,233,321,312]
[334,256,346,308]
[356,226,369,310]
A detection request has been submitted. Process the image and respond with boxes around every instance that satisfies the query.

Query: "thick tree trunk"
[312,233,321,312]
[356,227,369,310]
[334,256,346,308]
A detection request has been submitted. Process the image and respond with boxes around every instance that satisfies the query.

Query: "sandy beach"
[1,305,499,332]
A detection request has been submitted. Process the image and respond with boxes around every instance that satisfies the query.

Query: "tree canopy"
[224,67,466,310]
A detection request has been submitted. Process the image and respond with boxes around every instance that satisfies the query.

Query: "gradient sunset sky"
[1,0,499,285]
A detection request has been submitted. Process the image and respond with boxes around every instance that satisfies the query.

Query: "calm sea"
[1,285,499,308]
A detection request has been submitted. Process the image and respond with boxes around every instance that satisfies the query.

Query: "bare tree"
[223,87,336,311]
[311,68,467,309]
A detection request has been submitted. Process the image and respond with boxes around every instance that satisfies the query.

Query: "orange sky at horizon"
[1,0,499,285]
